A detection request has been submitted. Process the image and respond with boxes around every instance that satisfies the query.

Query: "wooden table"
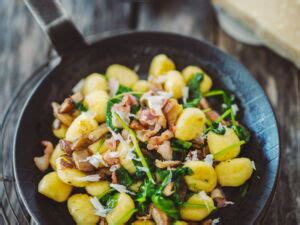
[0,0,298,224]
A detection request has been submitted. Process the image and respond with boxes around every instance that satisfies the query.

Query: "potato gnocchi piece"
[215,157,253,187]
[84,90,109,122]
[82,73,108,96]
[106,64,139,88]
[68,194,100,225]
[182,65,212,93]
[106,192,136,225]
[133,80,150,92]
[180,193,215,221]
[38,171,72,202]
[184,161,217,192]
[207,128,241,161]
[175,108,206,141]
[132,220,155,225]
[173,221,188,225]
[50,144,65,171]
[149,54,175,76]
[88,139,108,154]
[164,70,186,99]
[117,141,136,174]
[85,181,110,198]
[56,158,89,187]
[65,113,98,142]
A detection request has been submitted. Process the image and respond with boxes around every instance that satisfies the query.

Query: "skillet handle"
[24,0,87,56]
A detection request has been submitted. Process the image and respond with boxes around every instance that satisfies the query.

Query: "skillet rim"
[12,30,281,224]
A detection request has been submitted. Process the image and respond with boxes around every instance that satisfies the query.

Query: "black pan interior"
[14,32,280,225]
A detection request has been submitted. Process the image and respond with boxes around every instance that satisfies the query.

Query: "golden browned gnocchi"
[215,157,254,187]
[68,194,100,225]
[175,108,206,140]
[35,54,254,224]
[82,73,108,96]
[38,171,73,202]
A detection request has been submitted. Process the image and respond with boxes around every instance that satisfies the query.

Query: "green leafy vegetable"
[213,140,246,158]
[100,191,119,210]
[203,89,235,111]
[113,112,155,183]
[232,125,250,142]
[116,85,132,95]
[183,73,203,108]
[115,167,133,186]
[205,122,226,135]
[151,194,178,219]
[74,102,87,112]
[171,139,192,152]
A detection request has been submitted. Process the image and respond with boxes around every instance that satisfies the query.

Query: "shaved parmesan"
[140,91,172,115]
[85,153,108,168]
[109,128,126,143]
[126,147,141,161]
[136,166,149,173]
[224,201,235,206]
[182,87,189,104]
[185,150,198,161]
[109,78,119,96]
[199,191,210,200]
[212,218,220,225]
[110,184,135,195]
[76,174,100,182]
[203,154,214,166]
[251,161,256,170]
[107,151,119,158]
[72,79,84,93]
[109,164,120,172]
[90,197,109,217]
[231,104,239,115]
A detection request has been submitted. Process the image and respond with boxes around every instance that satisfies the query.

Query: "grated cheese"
[203,154,214,166]
[109,164,120,172]
[108,78,119,96]
[76,174,100,182]
[224,201,235,206]
[85,153,108,168]
[90,197,109,217]
[110,184,135,195]
[212,218,220,225]
[109,127,126,144]
[140,91,172,115]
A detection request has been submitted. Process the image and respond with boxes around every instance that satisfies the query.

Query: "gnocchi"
[184,161,217,192]
[50,144,64,170]
[215,157,254,187]
[164,70,186,99]
[84,90,109,122]
[106,64,139,88]
[175,108,206,140]
[149,54,175,76]
[117,141,136,174]
[82,73,108,96]
[38,171,72,202]
[85,181,110,198]
[68,194,100,225]
[133,80,150,92]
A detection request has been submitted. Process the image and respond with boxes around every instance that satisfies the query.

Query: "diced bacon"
[104,138,117,151]
[155,159,181,169]
[102,150,120,166]
[157,141,173,160]
[136,123,161,142]
[147,130,174,150]
[139,108,159,126]
[162,99,183,132]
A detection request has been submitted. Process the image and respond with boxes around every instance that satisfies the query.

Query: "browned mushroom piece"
[111,171,118,184]
[88,123,109,142]
[72,149,95,172]
[155,159,181,169]
[150,204,170,225]
[162,182,174,196]
[33,141,54,172]
[99,217,108,225]
[70,92,84,103]
[59,97,75,114]
[71,136,93,151]
[59,139,74,155]
[52,102,74,126]
[96,167,112,180]
[178,178,188,203]
[211,188,226,208]
[59,156,74,169]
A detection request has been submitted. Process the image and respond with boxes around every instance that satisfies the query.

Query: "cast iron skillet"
[13,0,280,224]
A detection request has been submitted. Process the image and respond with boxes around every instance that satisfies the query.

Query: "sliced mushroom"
[96,167,112,180]
[59,139,73,155]
[155,159,181,169]
[59,97,75,114]
[150,204,169,225]
[33,141,54,172]
[162,182,174,196]
[52,102,74,126]
[71,136,93,151]
[88,123,109,142]
[70,92,83,103]
[72,149,95,172]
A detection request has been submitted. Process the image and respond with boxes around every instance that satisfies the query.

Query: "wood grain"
[0,0,298,224]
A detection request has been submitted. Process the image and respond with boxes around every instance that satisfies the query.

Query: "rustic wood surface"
[0,0,299,224]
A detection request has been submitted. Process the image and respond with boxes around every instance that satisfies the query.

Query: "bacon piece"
[155,159,181,169]
[104,138,117,151]
[157,141,173,160]
[147,130,174,150]
[139,108,159,126]
[34,141,54,172]
[111,171,118,184]
[162,99,183,132]
[130,120,145,130]
[148,76,164,92]
[136,123,161,142]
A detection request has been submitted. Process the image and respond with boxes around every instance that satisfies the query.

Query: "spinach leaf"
[116,85,132,95]
[74,102,87,112]
[135,180,156,215]
[183,72,203,108]
[205,121,226,135]
[106,97,123,131]
[203,89,235,111]
[171,139,192,152]
[151,194,178,219]
[115,167,133,186]
[100,191,119,210]
[233,125,250,142]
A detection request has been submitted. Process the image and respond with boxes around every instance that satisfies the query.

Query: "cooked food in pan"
[34,54,255,225]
